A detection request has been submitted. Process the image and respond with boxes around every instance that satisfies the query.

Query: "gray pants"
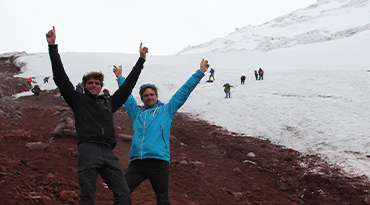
[78,141,131,205]
[224,89,231,98]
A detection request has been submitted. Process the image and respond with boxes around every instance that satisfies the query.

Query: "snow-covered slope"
[178,0,370,54]
[10,0,370,180]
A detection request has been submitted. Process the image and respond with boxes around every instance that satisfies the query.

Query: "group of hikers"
[210,67,265,99]
[45,26,210,204]
[24,26,265,204]
[27,76,50,100]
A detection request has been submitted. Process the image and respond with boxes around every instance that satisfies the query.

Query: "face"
[84,78,102,96]
[141,88,158,108]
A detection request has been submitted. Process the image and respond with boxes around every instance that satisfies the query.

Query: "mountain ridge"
[178,0,370,54]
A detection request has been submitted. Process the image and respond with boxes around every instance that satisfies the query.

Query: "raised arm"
[113,42,147,77]
[46,26,75,107]
[166,59,208,117]
[110,43,147,112]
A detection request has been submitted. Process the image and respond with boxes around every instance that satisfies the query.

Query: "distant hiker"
[44,76,50,83]
[114,58,210,205]
[241,75,246,85]
[27,77,32,87]
[209,68,215,81]
[31,85,41,100]
[103,88,110,97]
[258,68,264,80]
[254,70,258,80]
[223,82,233,98]
[46,26,147,204]
[75,82,83,93]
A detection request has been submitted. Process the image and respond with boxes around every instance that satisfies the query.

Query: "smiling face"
[84,78,102,96]
[141,88,158,108]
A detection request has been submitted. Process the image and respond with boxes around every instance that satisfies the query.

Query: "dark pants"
[209,74,215,81]
[78,142,131,205]
[259,75,263,80]
[125,159,170,205]
[34,93,39,100]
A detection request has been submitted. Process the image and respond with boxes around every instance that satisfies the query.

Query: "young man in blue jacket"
[114,59,210,204]
[46,26,148,204]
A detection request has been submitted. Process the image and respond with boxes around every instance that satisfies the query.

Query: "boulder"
[54,112,77,137]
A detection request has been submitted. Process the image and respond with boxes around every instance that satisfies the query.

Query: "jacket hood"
[143,100,164,110]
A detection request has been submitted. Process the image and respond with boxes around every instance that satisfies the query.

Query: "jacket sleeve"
[110,57,145,113]
[116,77,140,120]
[48,45,76,108]
[165,69,205,118]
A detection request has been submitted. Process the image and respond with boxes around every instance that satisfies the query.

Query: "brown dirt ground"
[1,57,370,205]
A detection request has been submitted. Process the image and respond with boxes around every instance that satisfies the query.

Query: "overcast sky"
[1,0,316,55]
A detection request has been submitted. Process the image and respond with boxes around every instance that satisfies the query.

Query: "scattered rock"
[170,135,177,143]
[117,134,132,142]
[7,110,22,118]
[47,173,55,178]
[194,161,205,169]
[247,152,255,157]
[179,160,189,166]
[233,167,242,174]
[243,160,256,165]
[25,142,48,150]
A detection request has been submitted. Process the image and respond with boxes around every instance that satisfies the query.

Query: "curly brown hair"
[82,71,104,87]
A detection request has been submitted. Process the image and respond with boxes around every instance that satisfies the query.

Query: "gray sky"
[0,0,316,55]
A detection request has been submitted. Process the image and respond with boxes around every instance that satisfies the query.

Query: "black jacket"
[49,45,145,149]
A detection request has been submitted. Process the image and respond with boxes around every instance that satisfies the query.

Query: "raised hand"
[139,42,149,59]
[113,65,123,78]
[200,58,209,73]
[46,26,56,45]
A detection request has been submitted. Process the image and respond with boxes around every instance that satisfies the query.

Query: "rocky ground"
[1,57,370,205]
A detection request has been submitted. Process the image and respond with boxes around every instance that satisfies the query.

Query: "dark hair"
[139,86,158,99]
[82,71,104,87]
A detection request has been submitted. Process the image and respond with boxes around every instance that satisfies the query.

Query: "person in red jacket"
[27,77,32,87]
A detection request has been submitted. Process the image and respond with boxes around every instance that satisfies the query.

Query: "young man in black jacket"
[46,26,148,204]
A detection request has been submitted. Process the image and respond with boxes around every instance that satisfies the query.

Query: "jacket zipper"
[141,110,147,159]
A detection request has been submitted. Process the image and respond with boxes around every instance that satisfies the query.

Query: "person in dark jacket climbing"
[241,75,246,84]
[31,85,41,100]
[46,26,148,205]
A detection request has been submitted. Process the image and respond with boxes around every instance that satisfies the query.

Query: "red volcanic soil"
[0,57,370,204]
